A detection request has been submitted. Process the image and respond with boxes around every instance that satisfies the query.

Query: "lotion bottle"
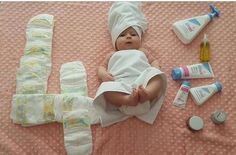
[172,4,220,44]
[190,81,223,106]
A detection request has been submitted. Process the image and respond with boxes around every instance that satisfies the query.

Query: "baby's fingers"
[107,74,114,81]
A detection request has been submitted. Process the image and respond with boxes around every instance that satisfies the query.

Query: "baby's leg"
[103,89,139,107]
[139,75,162,103]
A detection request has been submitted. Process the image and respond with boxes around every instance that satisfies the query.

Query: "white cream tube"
[171,63,214,80]
[190,81,222,106]
[173,81,190,108]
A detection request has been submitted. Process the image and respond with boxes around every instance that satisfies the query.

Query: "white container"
[211,111,227,124]
[190,81,223,106]
[171,63,214,80]
[172,4,220,44]
[173,81,190,108]
[187,116,204,131]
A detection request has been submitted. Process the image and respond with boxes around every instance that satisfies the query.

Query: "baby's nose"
[126,33,132,38]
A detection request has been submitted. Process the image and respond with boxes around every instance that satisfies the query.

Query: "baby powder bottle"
[200,34,211,62]
[190,81,223,106]
[173,80,191,108]
[172,4,220,44]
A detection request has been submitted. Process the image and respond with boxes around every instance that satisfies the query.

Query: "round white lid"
[189,116,204,130]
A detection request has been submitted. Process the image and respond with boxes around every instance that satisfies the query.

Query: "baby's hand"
[101,71,114,82]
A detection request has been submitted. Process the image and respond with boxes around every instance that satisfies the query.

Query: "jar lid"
[212,111,227,124]
[188,116,204,131]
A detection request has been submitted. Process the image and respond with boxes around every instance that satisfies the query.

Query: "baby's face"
[115,27,141,51]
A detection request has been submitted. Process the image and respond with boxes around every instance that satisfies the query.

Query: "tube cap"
[171,68,182,80]
[210,4,220,18]
[215,81,223,92]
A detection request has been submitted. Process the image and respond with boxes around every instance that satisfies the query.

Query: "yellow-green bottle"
[200,34,210,62]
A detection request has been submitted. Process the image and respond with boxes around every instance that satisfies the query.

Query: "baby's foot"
[127,88,139,106]
[138,85,150,103]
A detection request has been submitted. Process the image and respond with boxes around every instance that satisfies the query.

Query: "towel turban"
[108,2,148,49]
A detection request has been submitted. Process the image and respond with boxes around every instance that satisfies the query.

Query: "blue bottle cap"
[215,81,223,91]
[171,68,182,80]
[182,80,190,87]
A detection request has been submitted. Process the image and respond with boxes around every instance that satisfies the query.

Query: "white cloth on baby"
[108,2,148,48]
[93,50,167,127]
[63,109,92,155]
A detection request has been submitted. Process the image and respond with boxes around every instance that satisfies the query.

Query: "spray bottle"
[172,4,220,44]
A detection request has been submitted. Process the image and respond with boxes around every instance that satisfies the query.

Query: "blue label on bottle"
[202,88,210,94]
[188,19,201,26]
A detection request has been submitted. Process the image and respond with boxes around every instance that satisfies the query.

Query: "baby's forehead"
[121,27,137,34]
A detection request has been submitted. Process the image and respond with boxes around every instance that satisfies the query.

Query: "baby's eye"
[131,33,137,36]
[120,34,125,37]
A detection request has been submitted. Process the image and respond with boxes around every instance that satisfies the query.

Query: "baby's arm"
[139,48,161,69]
[97,53,114,82]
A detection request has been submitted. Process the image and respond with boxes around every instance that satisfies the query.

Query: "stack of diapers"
[10,14,55,126]
[10,94,95,126]
[10,14,96,155]
[59,61,99,125]
[16,14,54,94]
[59,61,97,155]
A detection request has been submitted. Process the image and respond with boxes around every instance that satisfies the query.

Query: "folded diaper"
[26,27,53,42]
[60,61,88,96]
[10,94,55,126]
[11,94,99,126]
[54,94,99,124]
[24,40,52,57]
[27,14,54,29]
[63,109,92,155]
[15,14,54,94]
[20,55,52,78]
[16,64,48,94]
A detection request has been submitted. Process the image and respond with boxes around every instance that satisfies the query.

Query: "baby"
[93,2,167,126]
[98,27,162,107]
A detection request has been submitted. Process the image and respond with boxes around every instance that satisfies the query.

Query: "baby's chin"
[122,45,139,50]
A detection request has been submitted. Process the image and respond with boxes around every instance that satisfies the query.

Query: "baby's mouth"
[126,42,132,44]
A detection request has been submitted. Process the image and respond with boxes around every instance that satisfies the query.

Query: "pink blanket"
[1,2,236,155]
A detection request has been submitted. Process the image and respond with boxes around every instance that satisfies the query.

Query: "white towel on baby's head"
[108,2,148,48]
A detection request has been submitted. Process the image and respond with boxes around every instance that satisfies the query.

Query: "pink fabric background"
[1,2,236,155]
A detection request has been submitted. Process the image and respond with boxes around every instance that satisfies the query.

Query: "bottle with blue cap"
[173,80,191,108]
[171,63,214,80]
[172,4,220,44]
[190,81,223,106]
